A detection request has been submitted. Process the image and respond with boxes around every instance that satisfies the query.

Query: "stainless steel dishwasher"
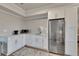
[48,18,65,55]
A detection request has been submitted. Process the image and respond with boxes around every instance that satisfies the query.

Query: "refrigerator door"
[48,18,65,55]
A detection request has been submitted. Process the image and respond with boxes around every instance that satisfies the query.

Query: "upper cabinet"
[48,7,65,19]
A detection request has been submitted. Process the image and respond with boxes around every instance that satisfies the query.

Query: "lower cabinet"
[16,36,23,50]
[4,34,48,55]
[25,35,42,49]
[7,35,24,55]
[42,37,48,50]
[7,37,16,55]
[25,35,31,46]
[30,35,35,47]
[25,35,48,50]
[34,36,43,49]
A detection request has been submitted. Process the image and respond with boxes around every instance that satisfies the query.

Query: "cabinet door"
[25,35,28,45]
[48,9,56,19]
[22,35,26,46]
[48,7,65,19]
[55,8,65,18]
[34,36,42,49]
[38,36,42,49]
[7,37,15,55]
[34,36,38,48]
[16,36,23,50]
[31,35,35,47]
[26,35,32,46]
[42,37,48,50]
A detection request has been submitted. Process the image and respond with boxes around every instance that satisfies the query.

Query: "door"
[48,18,65,54]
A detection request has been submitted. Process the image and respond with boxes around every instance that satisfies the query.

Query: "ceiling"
[0,3,77,17]
[15,3,51,11]
[15,3,72,11]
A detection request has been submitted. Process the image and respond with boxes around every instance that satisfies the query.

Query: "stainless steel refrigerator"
[48,18,65,55]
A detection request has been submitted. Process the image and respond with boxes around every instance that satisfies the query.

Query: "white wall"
[23,19,48,35]
[0,10,24,36]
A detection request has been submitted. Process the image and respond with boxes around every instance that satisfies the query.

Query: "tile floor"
[10,47,60,56]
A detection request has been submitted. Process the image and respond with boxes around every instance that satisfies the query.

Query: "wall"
[23,19,48,35]
[0,10,24,36]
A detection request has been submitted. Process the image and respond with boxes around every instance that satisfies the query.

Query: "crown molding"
[0,3,26,17]
[0,3,79,18]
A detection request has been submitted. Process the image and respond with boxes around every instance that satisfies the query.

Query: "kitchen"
[0,3,78,56]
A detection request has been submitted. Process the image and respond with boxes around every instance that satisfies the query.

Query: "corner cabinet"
[6,35,24,55]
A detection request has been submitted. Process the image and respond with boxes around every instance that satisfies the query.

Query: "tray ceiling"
[15,3,71,11]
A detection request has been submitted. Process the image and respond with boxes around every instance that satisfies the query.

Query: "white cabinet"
[48,9,56,19]
[4,34,49,55]
[7,34,48,55]
[34,36,43,49]
[55,8,65,18]
[42,36,48,50]
[16,35,23,50]
[25,34,32,46]
[39,36,43,49]
[31,35,37,47]
[21,35,25,46]
[48,7,65,19]
[7,35,24,55]
[25,35,43,49]
[7,37,16,55]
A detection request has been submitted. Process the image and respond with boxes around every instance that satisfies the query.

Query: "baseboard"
[25,45,66,56]
[49,51,66,56]
[5,45,68,56]
[24,45,49,53]
[25,45,69,56]
[9,46,25,56]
